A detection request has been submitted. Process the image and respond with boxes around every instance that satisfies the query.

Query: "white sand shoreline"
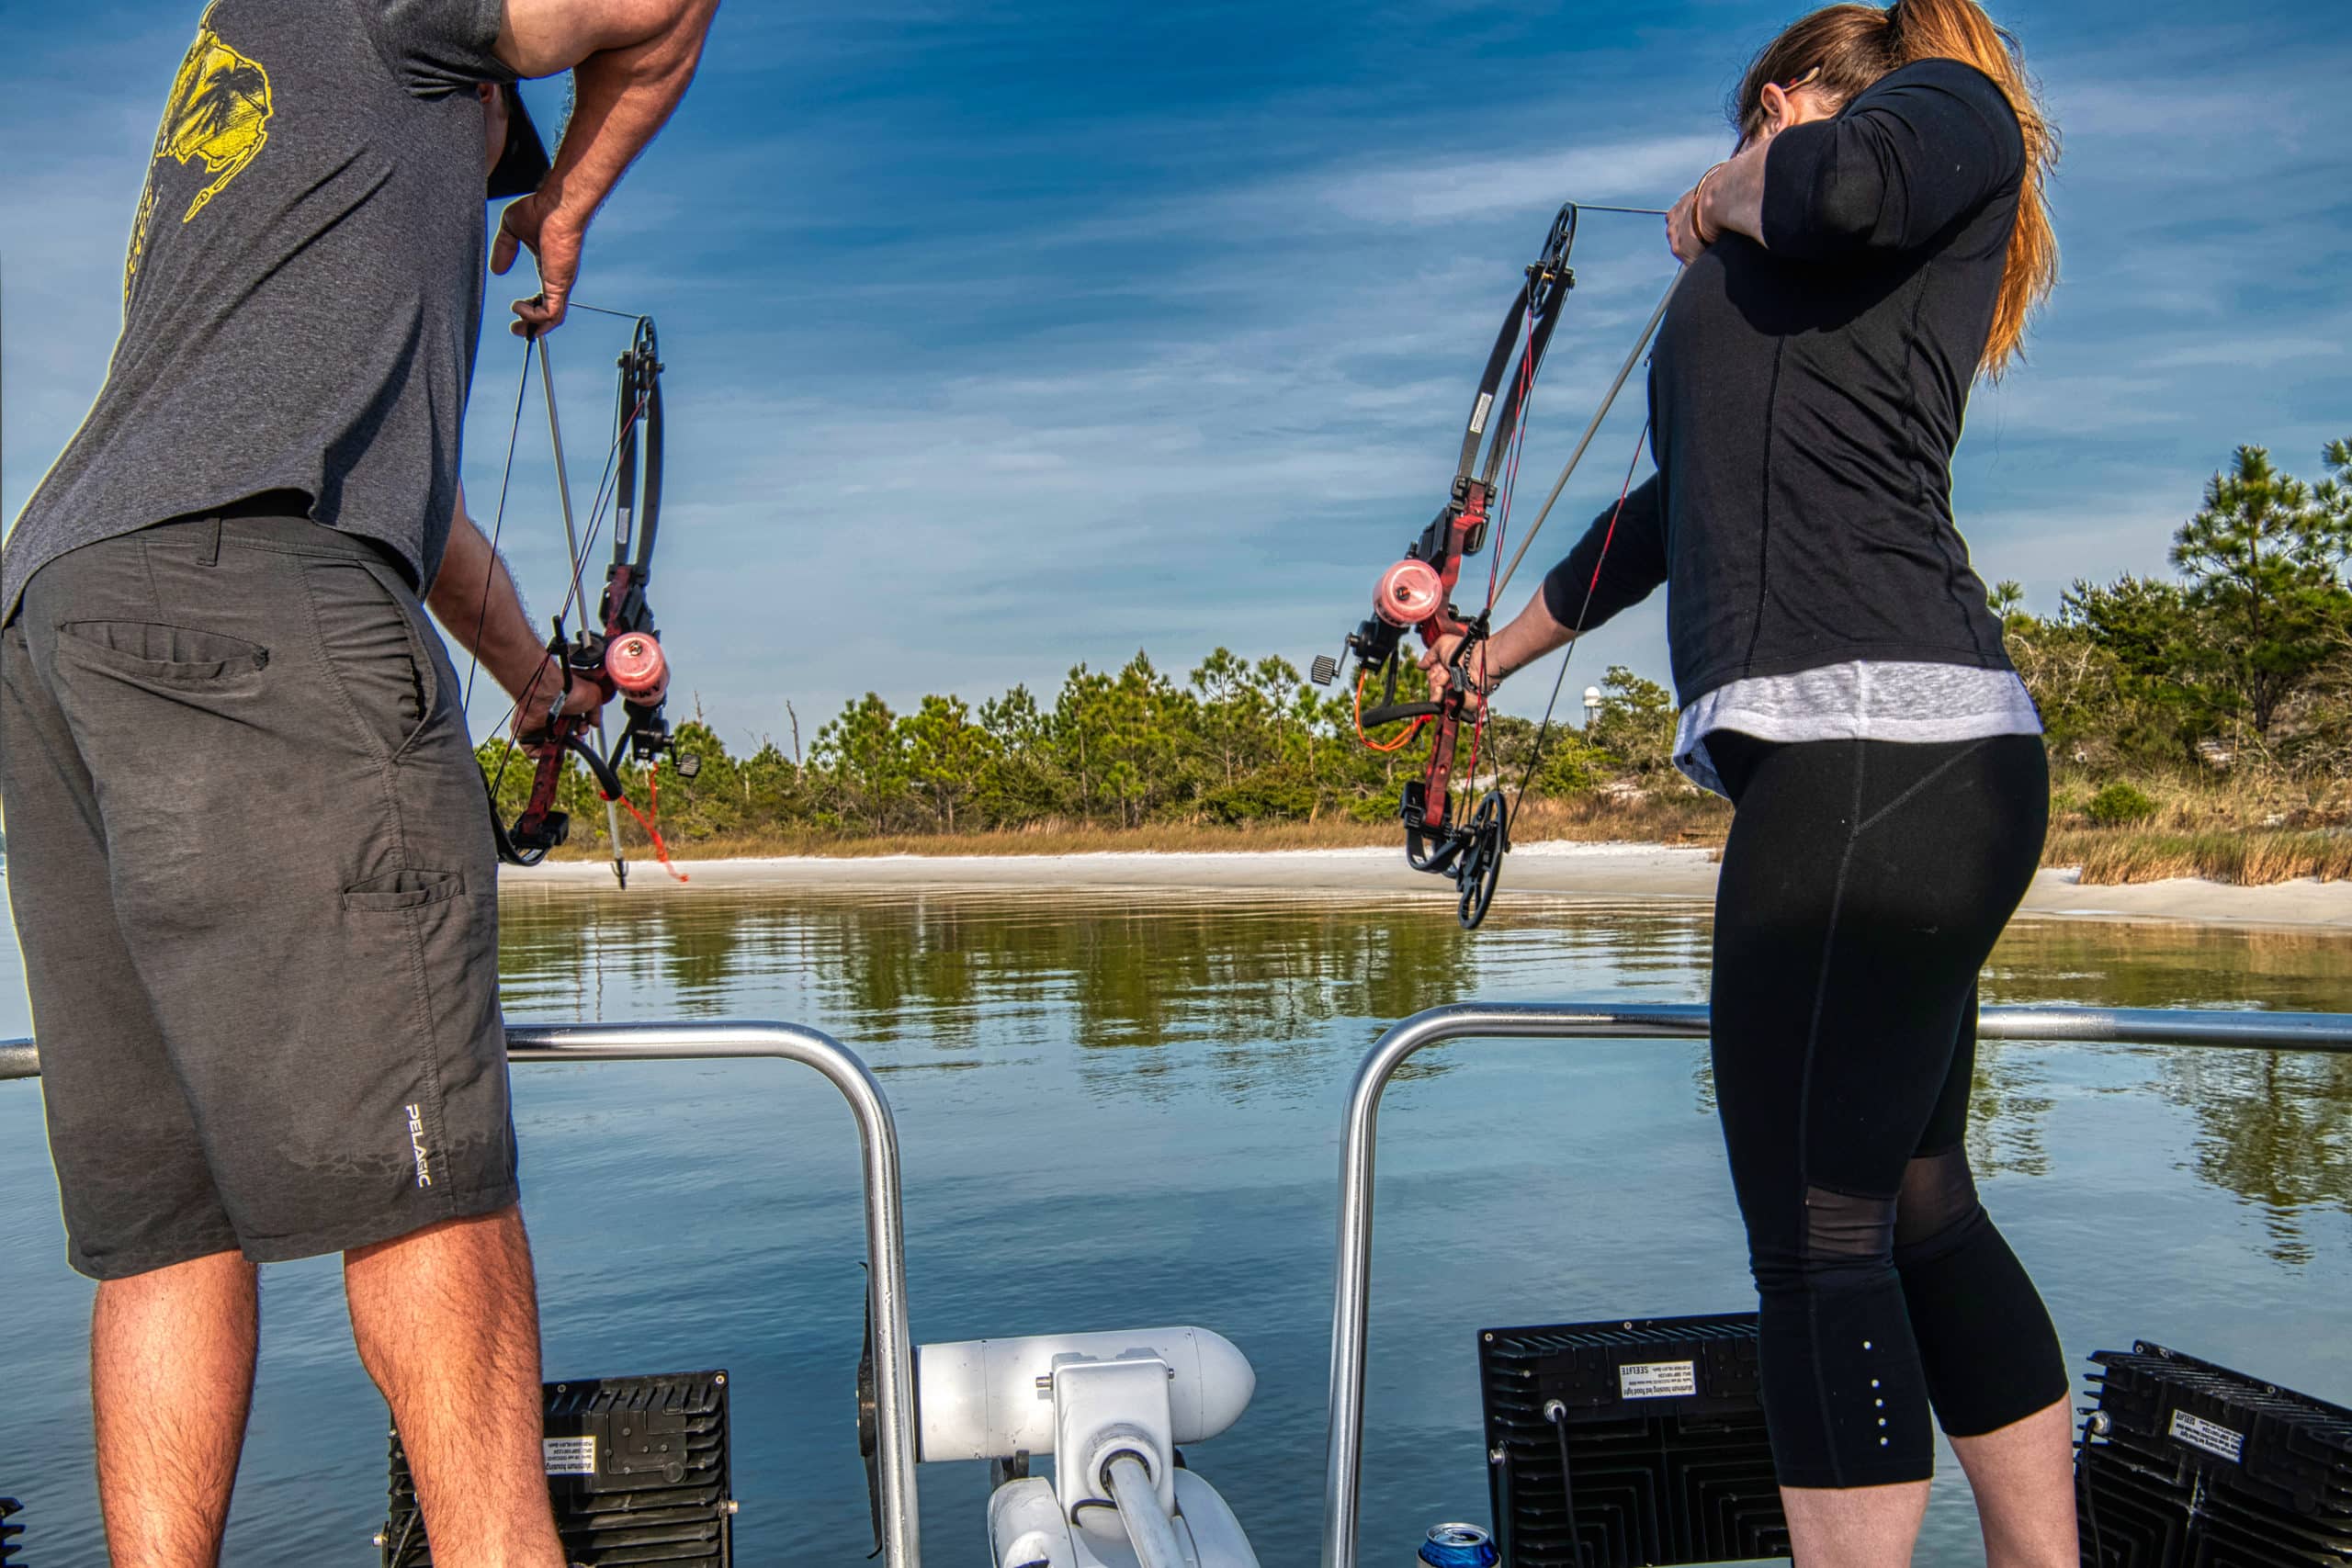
[510,840,2352,931]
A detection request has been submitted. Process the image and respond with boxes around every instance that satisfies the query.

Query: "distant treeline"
[485,434,2352,851]
[483,647,1684,849]
[2004,437,2352,779]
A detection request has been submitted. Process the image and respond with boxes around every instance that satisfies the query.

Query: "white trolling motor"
[870,1325,1263,1568]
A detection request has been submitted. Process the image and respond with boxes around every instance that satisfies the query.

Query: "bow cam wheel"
[1456,790,1508,929]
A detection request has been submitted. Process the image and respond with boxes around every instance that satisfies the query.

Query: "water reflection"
[497,887,2349,1235]
[2149,1052,2352,1264]
[502,887,1699,1083]
[1993,921,2352,1256]
[1989,919,2352,1011]
[1966,1045,2057,1179]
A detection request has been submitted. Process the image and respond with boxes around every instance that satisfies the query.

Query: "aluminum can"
[1419,1522,1498,1568]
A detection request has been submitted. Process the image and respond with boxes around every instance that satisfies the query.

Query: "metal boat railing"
[1317,1001,2352,1568]
[0,1021,926,1568]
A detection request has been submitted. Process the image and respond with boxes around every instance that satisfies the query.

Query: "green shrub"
[2086,780,2159,826]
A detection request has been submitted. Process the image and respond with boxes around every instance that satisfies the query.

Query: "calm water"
[3,886,2349,1565]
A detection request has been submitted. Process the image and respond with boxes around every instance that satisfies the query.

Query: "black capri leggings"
[1706,730,2067,1490]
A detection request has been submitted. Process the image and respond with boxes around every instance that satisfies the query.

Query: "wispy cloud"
[6,3,2349,747]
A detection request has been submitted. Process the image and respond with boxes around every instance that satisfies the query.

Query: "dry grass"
[1511,788,1732,846]
[571,773,2352,886]
[628,818,1403,861]
[2045,765,2352,886]
[565,787,1735,863]
[2048,829,2352,886]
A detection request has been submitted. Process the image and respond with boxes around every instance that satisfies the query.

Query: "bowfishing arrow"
[466,308,701,888]
[1309,201,1682,929]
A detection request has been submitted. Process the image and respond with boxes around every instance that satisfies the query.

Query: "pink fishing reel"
[605,632,670,705]
[1373,558,1447,629]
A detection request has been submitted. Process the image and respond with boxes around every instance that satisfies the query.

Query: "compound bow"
[1310,201,1684,929]
[470,309,700,887]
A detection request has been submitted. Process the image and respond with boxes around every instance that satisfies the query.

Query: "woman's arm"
[1754,62,2024,257]
[1674,61,2023,262]
[1423,478,1668,696]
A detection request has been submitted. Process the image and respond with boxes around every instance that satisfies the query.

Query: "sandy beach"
[517,840,2352,930]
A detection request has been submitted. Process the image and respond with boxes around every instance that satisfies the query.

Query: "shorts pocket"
[57,621,270,684]
[302,558,442,761]
[343,868,466,912]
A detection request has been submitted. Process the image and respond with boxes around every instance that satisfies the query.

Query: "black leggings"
[1707,731,2067,1490]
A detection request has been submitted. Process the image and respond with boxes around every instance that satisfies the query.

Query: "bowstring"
[1505,413,1653,837]
[469,337,542,818]
[1490,269,1685,604]
[1466,267,1681,840]
[550,368,650,636]
[464,339,537,721]
[467,321,657,829]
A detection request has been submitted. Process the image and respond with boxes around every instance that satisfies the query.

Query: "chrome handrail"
[0,1021,924,1568]
[1318,1001,2352,1568]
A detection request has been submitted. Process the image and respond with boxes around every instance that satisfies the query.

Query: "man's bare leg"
[345,1206,565,1568]
[92,1249,258,1568]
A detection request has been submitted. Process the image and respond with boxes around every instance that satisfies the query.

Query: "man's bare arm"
[491,0,720,333]
[428,487,598,733]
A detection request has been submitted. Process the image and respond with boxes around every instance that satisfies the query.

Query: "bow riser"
[508,741,575,860]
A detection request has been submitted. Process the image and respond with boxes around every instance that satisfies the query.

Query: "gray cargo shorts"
[0,509,516,1280]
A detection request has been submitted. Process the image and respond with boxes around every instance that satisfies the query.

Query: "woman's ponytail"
[1884,0,2056,375]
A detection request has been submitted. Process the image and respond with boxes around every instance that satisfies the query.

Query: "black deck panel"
[382,1370,731,1567]
[1479,1313,1790,1567]
[2081,1342,2352,1567]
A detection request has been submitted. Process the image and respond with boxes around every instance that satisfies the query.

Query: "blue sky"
[4,1,2347,751]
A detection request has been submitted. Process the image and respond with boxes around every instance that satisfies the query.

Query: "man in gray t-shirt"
[0,3,716,1561]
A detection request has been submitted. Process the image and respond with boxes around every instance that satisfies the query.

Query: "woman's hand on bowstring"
[1419,631,1501,708]
[510,652,610,742]
[1668,76,1833,263]
[1668,166,1725,264]
[1670,143,1768,263]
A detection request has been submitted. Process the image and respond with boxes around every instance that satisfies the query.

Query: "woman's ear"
[1757,81,1792,136]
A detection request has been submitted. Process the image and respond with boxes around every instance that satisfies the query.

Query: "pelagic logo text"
[404,1103,433,1188]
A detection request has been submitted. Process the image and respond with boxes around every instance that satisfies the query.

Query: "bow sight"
[1310,203,1591,929]
[488,314,701,886]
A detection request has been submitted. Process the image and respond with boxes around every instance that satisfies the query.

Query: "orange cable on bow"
[602,772,689,883]
[1353,669,1430,752]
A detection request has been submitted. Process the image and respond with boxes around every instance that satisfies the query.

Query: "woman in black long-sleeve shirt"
[1428,4,2072,1563]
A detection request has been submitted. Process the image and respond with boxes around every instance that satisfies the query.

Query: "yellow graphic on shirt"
[124,6,274,305]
